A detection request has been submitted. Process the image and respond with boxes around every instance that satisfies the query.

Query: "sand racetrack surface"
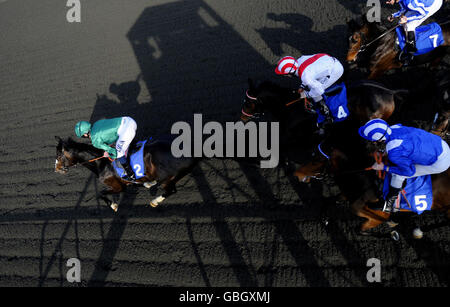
[0,0,449,287]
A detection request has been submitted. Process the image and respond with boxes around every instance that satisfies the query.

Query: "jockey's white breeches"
[391,139,450,188]
[404,0,443,32]
[116,117,137,159]
[308,60,344,102]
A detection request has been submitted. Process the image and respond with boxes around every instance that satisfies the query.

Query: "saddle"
[395,22,444,56]
[112,137,153,180]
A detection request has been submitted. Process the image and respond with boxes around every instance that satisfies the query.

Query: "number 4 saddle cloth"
[383,173,433,214]
[112,138,151,180]
[396,22,444,56]
[316,82,350,124]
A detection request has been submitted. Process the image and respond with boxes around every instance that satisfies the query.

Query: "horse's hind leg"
[150,164,196,208]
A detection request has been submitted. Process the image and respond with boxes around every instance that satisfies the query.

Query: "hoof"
[390,230,400,241]
[386,220,399,228]
[150,196,165,208]
[144,181,157,189]
[413,227,423,239]
[111,203,118,212]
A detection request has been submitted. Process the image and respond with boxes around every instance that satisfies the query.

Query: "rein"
[357,25,400,55]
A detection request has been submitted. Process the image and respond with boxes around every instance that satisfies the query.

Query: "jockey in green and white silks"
[75,116,137,181]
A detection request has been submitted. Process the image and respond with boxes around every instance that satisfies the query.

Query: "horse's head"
[346,15,377,64]
[54,136,80,174]
[241,79,265,122]
[294,142,334,183]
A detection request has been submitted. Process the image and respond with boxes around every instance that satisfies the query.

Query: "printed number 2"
[337,106,348,119]
[429,34,438,48]
[133,164,144,177]
[414,195,428,211]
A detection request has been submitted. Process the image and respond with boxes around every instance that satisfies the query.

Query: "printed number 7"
[414,195,428,211]
[429,34,438,48]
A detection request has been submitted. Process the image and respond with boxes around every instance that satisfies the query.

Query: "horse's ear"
[55,136,62,143]
[347,18,360,31]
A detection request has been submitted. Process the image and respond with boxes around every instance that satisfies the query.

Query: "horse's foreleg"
[150,178,176,208]
[99,189,121,212]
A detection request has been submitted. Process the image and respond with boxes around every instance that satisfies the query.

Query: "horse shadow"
[257,13,349,60]
[42,0,402,287]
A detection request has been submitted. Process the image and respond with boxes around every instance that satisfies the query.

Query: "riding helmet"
[75,121,92,138]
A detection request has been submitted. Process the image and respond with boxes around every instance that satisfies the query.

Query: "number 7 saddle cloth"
[395,22,444,56]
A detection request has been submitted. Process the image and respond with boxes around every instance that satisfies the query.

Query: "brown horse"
[346,16,450,79]
[241,79,403,127]
[294,128,450,239]
[54,136,198,211]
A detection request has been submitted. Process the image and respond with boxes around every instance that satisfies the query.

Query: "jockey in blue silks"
[387,0,443,64]
[359,119,450,212]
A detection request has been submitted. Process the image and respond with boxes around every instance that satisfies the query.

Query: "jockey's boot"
[317,98,333,124]
[382,187,401,213]
[401,31,417,66]
[118,156,136,181]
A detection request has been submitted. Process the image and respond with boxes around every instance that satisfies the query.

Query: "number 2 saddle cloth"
[112,138,152,180]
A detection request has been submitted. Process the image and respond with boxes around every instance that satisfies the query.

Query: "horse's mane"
[370,29,396,67]
[64,137,103,156]
[257,80,293,95]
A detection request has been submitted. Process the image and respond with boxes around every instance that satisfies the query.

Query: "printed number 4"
[414,195,428,211]
[133,164,144,177]
[337,106,348,119]
[429,34,438,48]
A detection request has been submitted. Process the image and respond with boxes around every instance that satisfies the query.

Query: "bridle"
[241,90,265,119]
[350,24,400,58]
[57,149,108,172]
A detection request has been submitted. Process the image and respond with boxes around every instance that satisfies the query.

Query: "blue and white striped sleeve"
[406,1,429,20]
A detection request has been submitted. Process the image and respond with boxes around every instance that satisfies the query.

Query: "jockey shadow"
[257,13,349,60]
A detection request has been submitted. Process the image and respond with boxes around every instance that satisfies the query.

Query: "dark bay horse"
[294,123,450,239]
[346,16,450,79]
[241,79,402,127]
[55,136,198,211]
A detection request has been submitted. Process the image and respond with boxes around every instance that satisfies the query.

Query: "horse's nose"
[240,115,250,122]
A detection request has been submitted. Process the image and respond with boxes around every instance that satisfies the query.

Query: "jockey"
[75,116,138,181]
[359,119,450,212]
[387,0,443,63]
[275,54,344,128]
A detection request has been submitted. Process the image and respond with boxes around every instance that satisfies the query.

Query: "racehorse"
[54,136,198,211]
[294,124,450,239]
[241,78,403,127]
[346,16,450,79]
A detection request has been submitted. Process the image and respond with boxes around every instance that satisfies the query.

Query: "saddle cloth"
[396,22,444,56]
[316,82,350,124]
[112,138,152,180]
[382,173,433,214]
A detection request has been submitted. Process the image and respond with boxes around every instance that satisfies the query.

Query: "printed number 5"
[414,195,428,211]
[133,164,144,177]
[429,34,438,48]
